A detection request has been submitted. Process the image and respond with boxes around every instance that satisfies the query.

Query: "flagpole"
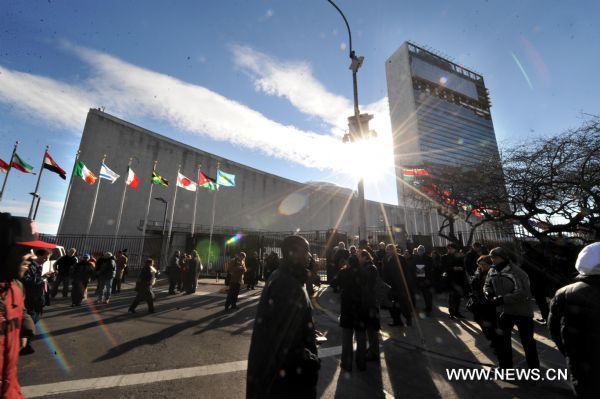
[113,157,133,252]
[191,164,200,236]
[57,150,80,234]
[208,162,219,276]
[141,160,158,258]
[28,145,48,219]
[0,141,19,203]
[84,154,107,251]
[167,165,180,249]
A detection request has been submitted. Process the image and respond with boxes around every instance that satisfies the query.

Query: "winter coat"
[115,254,128,280]
[22,261,45,315]
[0,281,33,398]
[441,253,469,289]
[166,255,180,279]
[135,265,158,300]
[338,264,367,330]
[54,254,78,276]
[413,255,433,288]
[247,263,318,399]
[96,257,117,281]
[548,245,600,398]
[229,260,246,285]
[382,254,410,302]
[483,261,533,317]
[72,261,95,283]
[244,256,259,285]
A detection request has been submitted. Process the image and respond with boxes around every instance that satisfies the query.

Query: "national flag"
[42,151,67,180]
[99,163,120,183]
[152,170,169,186]
[11,153,35,174]
[176,172,197,191]
[402,168,428,181]
[216,169,235,187]
[74,160,97,184]
[126,167,139,189]
[0,159,8,173]
[198,171,218,191]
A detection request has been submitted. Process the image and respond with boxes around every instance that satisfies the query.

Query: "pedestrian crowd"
[1,210,599,399]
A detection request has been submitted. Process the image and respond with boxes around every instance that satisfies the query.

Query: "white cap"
[575,242,600,276]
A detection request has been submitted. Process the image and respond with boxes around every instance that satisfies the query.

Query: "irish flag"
[74,160,97,184]
[0,159,8,173]
[176,172,197,192]
[11,153,35,174]
[126,167,139,189]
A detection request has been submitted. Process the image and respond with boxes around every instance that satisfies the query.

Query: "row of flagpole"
[1,141,236,265]
[0,141,68,220]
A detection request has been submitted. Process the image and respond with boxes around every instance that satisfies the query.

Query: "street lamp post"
[155,197,168,268]
[326,0,373,241]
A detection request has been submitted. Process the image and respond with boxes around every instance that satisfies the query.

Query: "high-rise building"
[386,41,500,173]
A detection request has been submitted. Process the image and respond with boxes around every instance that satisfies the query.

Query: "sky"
[0,0,599,234]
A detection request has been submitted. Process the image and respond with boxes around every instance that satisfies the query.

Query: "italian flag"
[74,160,97,185]
[126,167,140,189]
[11,153,35,174]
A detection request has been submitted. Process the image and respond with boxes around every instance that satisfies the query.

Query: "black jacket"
[442,253,468,288]
[247,263,318,399]
[412,255,433,287]
[54,255,77,276]
[548,275,600,397]
[338,264,367,330]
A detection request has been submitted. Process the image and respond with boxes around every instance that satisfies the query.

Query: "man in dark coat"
[23,249,49,323]
[382,244,412,327]
[51,247,77,298]
[521,242,550,323]
[244,252,259,290]
[442,243,468,319]
[247,236,319,399]
[548,242,600,399]
[413,245,434,316]
[95,252,116,304]
[464,242,485,276]
[166,251,180,295]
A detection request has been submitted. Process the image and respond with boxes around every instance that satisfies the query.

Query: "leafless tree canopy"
[406,117,600,245]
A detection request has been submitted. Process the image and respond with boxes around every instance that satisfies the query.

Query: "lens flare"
[226,233,242,245]
[87,301,118,347]
[37,319,72,375]
[511,52,533,90]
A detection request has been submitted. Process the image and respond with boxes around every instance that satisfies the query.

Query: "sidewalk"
[313,284,573,397]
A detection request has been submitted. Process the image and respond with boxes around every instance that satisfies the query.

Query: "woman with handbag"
[128,258,158,314]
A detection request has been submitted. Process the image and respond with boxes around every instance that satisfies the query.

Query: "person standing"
[245,252,259,290]
[111,250,128,295]
[128,258,158,314]
[442,243,468,319]
[71,254,95,306]
[464,242,485,277]
[51,247,77,298]
[0,213,53,398]
[95,252,116,304]
[548,242,600,398]
[413,245,434,316]
[382,244,412,327]
[468,255,497,345]
[339,255,367,371]
[521,242,550,323]
[247,235,319,399]
[184,251,202,294]
[264,252,279,282]
[484,247,539,369]
[22,249,50,324]
[166,251,181,295]
[225,252,246,310]
[358,250,381,361]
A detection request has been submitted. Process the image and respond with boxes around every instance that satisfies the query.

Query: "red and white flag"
[176,172,197,192]
[126,167,140,189]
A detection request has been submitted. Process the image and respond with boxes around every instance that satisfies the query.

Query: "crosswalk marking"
[21,346,343,398]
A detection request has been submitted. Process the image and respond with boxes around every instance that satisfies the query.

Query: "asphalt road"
[18,279,574,399]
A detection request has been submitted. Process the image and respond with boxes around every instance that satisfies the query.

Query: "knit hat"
[575,242,600,276]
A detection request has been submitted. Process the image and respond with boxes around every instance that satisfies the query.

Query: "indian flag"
[74,160,97,185]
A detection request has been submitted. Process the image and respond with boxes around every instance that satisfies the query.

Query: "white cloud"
[0,66,91,131]
[231,44,352,135]
[0,43,396,200]
[0,199,29,215]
